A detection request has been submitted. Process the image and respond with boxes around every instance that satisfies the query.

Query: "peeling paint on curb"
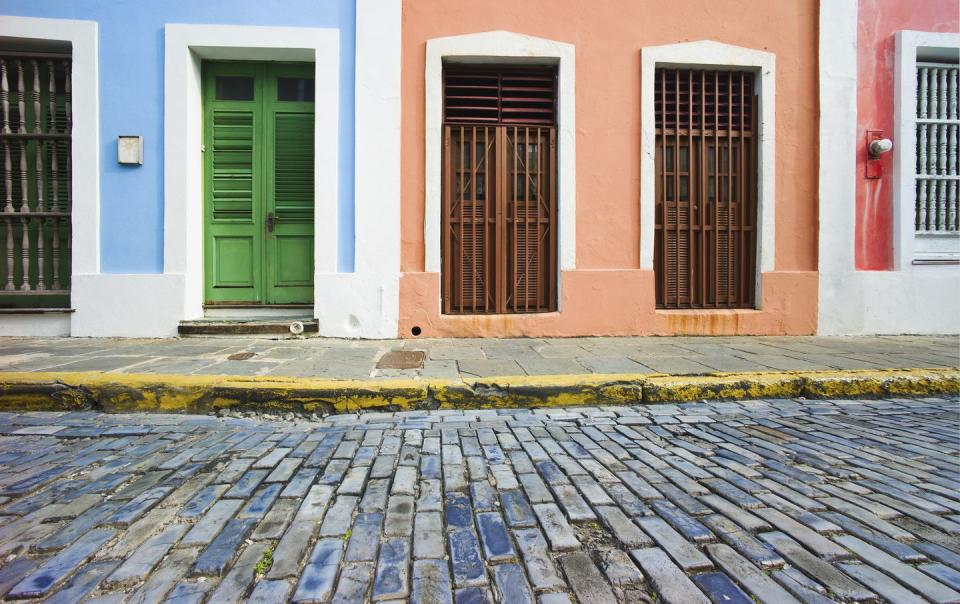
[0,368,955,414]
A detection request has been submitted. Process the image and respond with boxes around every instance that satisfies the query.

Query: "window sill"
[0,308,75,314]
[912,258,960,266]
[655,308,761,314]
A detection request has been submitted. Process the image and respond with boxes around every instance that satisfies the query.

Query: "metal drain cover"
[227,352,256,361]
[376,350,425,369]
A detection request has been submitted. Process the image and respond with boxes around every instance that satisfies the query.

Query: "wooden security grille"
[654,68,757,309]
[442,68,557,314]
[0,52,72,307]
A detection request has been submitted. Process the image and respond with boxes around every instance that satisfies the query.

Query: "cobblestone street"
[0,397,958,603]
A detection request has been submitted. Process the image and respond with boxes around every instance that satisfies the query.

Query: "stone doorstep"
[177,318,319,337]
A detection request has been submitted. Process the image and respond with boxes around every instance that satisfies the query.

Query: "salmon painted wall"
[855,0,959,270]
[400,0,819,337]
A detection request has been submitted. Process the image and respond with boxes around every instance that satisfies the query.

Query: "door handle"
[266,212,277,233]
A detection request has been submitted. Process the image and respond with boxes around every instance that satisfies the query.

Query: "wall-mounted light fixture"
[865,130,892,179]
[869,137,893,158]
[117,135,143,165]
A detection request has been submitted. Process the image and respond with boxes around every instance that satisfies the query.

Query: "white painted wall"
[313,0,401,338]
[817,0,960,335]
[72,274,185,337]
[0,314,70,336]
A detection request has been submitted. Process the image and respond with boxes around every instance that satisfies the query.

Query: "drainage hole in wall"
[411,326,422,336]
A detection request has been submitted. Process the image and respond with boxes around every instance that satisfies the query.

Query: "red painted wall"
[856,0,958,270]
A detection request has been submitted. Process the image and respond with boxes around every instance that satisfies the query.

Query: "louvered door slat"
[211,110,255,221]
[273,113,314,221]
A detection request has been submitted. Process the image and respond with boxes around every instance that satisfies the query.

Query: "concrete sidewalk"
[0,335,957,413]
[1,335,957,379]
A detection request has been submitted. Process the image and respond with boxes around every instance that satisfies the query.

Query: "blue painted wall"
[1,1,356,273]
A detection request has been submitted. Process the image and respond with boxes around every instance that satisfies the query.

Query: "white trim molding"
[817,0,861,334]
[0,15,99,337]
[818,0,960,335]
[424,31,577,274]
[893,30,960,269]
[817,0,859,283]
[640,40,776,284]
[316,0,401,338]
[163,23,340,335]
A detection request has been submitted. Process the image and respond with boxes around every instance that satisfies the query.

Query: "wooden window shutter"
[654,68,758,309]
[441,67,558,314]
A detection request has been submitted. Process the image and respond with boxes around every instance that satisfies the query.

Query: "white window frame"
[424,30,576,289]
[0,15,98,336]
[893,30,960,269]
[640,40,775,308]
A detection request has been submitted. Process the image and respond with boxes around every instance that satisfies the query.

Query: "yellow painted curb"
[0,372,431,414]
[0,367,955,414]
[642,372,805,403]
[643,368,960,403]
[801,368,960,399]
[436,372,652,409]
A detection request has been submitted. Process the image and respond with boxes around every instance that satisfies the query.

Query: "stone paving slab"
[0,335,956,381]
[0,396,957,602]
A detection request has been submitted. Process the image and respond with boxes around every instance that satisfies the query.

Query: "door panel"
[264,64,315,303]
[203,62,315,305]
[204,63,262,303]
[504,127,555,313]
[214,237,256,287]
[443,126,498,314]
[274,236,314,285]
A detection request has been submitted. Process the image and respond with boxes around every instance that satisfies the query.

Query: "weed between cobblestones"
[254,542,275,576]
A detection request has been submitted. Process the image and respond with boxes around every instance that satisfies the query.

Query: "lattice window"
[0,51,72,308]
[915,62,959,233]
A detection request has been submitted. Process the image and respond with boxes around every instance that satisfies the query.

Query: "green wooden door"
[203,62,315,305]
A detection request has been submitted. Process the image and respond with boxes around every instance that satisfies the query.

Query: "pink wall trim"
[399,270,817,338]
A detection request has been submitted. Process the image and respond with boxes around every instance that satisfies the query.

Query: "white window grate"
[915,62,959,233]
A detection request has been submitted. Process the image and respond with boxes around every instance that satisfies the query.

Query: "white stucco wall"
[315,0,401,338]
